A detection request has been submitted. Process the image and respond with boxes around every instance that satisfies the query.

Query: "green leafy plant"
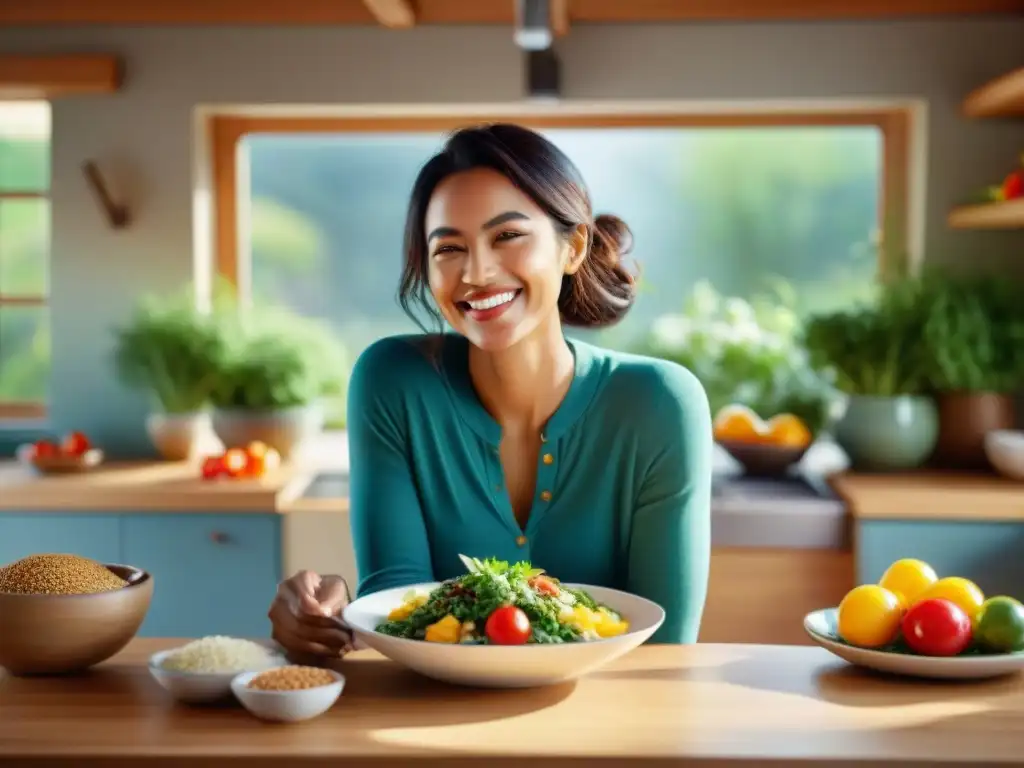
[635,280,837,435]
[112,288,227,413]
[917,269,1024,394]
[802,275,932,397]
[209,300,349,411]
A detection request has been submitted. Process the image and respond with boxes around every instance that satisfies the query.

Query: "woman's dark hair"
[398,122,637,331]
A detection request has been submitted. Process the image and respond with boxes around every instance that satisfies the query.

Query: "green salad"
[374,555,630,645]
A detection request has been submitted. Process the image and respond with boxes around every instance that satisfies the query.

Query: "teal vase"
[834,395,938,471]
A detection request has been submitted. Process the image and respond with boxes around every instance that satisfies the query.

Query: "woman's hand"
[268,570,354,658]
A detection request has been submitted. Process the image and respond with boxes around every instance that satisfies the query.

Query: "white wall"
[2,19,1023,452]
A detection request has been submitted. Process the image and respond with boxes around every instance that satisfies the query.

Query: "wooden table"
[2,639,1022,767]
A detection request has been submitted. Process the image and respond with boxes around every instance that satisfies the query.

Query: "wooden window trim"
[210,105,914,293]
[0,185,48,421]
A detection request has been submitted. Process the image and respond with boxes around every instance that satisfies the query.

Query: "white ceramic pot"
[211,404,324,459]
[145,411,222,462]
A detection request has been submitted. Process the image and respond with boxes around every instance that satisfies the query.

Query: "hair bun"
[592,214,634,265]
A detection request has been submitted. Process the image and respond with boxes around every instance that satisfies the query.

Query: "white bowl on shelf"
[984,429,1024,480]
[147,642,288,704]
[342,582,665,689]
[231,668,346,722]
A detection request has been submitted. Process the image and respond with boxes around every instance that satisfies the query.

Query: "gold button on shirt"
[543,453,554,465]
[540,490,552,502]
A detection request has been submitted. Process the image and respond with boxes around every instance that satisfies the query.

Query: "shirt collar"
[441,332,603,446]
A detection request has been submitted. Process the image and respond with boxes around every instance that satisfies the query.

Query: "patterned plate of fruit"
[804,558,1024,680]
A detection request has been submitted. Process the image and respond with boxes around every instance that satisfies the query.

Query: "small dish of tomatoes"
[17,431,104,475]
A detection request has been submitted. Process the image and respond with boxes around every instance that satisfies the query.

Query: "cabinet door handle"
[210,531,231,545]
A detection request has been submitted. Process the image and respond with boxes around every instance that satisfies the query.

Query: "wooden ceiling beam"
[552,0,570,37]
[363,0,416,29]
[0,54,121,98]
[0,0,1021,26]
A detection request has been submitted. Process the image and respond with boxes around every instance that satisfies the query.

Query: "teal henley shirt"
[347,332,713,644]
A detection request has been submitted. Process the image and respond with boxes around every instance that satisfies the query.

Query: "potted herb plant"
[112,289,226,461]
[919,270,1024,469]
[209,303,348,460]
[638,280,838,439]
[803,277,938,471]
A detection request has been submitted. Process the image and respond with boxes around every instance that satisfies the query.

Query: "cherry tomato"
[60,431,91,456]
[221,448,249,478]
[485,605,531,645]
[243,441,280,478]
[530,575,560,597]
[201,455,225,480]
[1004,170,1024,200]
[902,598,973,657]
[32,439,59,459]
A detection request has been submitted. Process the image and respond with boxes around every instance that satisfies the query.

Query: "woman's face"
[425,168,586,352]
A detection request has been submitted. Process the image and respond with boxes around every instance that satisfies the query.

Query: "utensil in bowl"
[148,640,288,704]
[16,444,104,475]
[718,439,809,477]
[0,564,153,676]
[984,429,1024,480]
[343,582,665,688]
[231,669,345,722]
[804,608,1024,680]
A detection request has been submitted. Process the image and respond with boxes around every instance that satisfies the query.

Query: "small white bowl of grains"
[231,665,346,723]
[148,636,287,704]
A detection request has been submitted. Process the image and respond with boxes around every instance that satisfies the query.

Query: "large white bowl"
[804,608,1024,680]
[984,429,1024,480]
[231,668,345,723]
[148,641,288,704]
[342,582,665,688]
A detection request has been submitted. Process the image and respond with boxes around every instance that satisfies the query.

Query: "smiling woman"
[267,122,715,651]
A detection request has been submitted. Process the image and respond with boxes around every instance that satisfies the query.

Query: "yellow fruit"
[424,614,461,643]
[878,559,938,604]
[837,584,905,648]
[913,577,985,621]
[764,413,813,449]
[713,404,766,444]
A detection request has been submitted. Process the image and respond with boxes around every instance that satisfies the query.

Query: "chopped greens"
[374,555,628,645]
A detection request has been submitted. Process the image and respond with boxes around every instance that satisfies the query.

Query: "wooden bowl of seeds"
[0,554,153,676]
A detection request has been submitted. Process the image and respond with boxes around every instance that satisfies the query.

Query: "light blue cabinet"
[123,514,281,638]
[0,514,121,566]
[857,519,1024,598]
[0,511,282,639]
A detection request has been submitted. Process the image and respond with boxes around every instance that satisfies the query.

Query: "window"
[0,101,50,421]
[211,108,911,427]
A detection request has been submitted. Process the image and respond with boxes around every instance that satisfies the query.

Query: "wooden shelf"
[963,66,1024,118]
[0,54,120,98]
[948,197,1024,229]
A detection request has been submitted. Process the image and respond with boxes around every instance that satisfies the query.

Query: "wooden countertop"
[0,459,347,514]
[1,638,1022,767]
[829,471,1024,522]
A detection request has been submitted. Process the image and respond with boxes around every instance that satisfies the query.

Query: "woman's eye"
[495,231,524,243]
[433,244,461,257]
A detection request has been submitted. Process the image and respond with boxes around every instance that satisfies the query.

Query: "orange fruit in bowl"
[837,584,905,648]
[878,558,938,605]
[912,576,986,622]
[763,413,812,449]
[712,404,766,444]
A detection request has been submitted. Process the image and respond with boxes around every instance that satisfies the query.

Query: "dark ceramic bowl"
[0,564,153,676]
[718,440,810,477]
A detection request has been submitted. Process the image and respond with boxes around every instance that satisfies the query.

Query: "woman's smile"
[459,288,524,322]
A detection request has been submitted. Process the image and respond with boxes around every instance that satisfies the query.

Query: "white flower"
[652,315,692,349]
[723,297,755,325]
[685,280,720,319]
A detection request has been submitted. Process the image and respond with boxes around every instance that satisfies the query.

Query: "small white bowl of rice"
[148,636,287,704]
